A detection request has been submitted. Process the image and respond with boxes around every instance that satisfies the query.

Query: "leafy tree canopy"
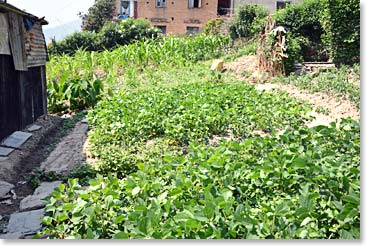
[79,0,116,32]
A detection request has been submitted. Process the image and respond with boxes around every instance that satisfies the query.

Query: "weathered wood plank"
[8,12,27,71]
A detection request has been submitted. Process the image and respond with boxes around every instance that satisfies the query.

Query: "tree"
[79,0,116,32]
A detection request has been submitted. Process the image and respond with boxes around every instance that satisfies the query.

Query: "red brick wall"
[137,0,218,34]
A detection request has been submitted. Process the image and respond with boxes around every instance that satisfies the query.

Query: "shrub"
[229,4,268,39]
[98,19,161,50]
[322,0,360,65]
[203,18,225,36]
[284,34,303,74]
[273,0,327,62]
[48,32,98,56]
[48,19,160,56]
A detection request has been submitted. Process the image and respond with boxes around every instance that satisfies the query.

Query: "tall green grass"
[47,35,230,113]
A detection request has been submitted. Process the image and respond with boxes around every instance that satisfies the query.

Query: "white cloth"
[0,13,11,55]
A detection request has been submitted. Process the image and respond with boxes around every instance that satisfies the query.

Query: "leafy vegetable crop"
[38,119,360,239]
[87,82,312,176]
[47,34,230,113]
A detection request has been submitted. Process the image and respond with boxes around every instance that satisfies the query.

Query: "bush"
[273,0,327,62]
[284,34,303,74]
[48,19,160,56]
[323,0,360,65]
[229,4,268,39]
[48,32,98,56]
[203,18,225,36]
[98,19,161,50]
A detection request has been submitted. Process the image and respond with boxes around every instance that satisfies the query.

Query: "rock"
[211,59,224,72]
[41,122,88,175]
[27,124,42,132]
[81,118,88,124]
[1,131,32,149]
[0,147,14,157]
[0,232,24,239]
[255,83,279,91]
[0,157,9,162]
[19,181,62,211]
[0,180,14,199]
[6,209,44,235]
[0,199,13,205]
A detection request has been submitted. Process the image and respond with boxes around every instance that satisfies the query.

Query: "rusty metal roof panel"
[25,22,47,68]
[0,2,48,25]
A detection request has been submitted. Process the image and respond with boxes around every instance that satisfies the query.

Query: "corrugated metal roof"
[0,2,48,25]
[25,22,47,68]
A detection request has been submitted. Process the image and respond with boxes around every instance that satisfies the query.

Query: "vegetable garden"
[36,0,360,240]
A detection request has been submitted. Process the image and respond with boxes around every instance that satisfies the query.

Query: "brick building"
[114,0,303,34]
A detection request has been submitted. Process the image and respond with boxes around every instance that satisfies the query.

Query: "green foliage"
[37,119,360,239]
[284,34,303,74]
[47,75,103,113]
[48,19,161,56]
[87,81,311,177]
[27,169,61,189]
[274,65,360,108]
[48,32,98,56]
[68,165,97,186]
[79,0,116,32]
[229,4,268,39]
[98,19,160,50]
[273,0,327,62]
[203,18,225,36]
[323,0,360,65]
[222,38,257,61]
[47,35,230,112]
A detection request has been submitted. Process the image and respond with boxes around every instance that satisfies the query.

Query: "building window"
[186,26,200,35]
[276,1,291,10]
[188,0,201,9]
[120,1,131,19]
[155,25,167,34]
[156,0,167,8]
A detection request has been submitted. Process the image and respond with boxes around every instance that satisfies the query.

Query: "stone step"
[27,124,42,132]
[6,209,44,236]
[1,131,32,149]
[0,147,14,157]
[0,180,14,200]
[19,181,62,211]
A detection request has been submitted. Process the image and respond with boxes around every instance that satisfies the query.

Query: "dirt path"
[224,55,360,126]
[0,116,89,236]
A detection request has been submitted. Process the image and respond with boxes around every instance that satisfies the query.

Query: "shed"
[0,1,48,141]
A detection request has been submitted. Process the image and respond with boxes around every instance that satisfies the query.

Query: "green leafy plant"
[203,18,225,36]
[37,119,360,239]
[229,4,268,39]
[274,65,360,108]
[322,0,360,65]
[273,0,328,62]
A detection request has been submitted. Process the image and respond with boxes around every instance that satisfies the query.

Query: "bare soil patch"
[224,56,360,125]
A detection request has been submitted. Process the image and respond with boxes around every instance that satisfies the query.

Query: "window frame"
[186,26,200,35]
[155,25,167,34]
[156,0,167,8]
[188,0,202,9]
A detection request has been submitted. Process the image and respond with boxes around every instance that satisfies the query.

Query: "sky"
[7,0,95,29]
